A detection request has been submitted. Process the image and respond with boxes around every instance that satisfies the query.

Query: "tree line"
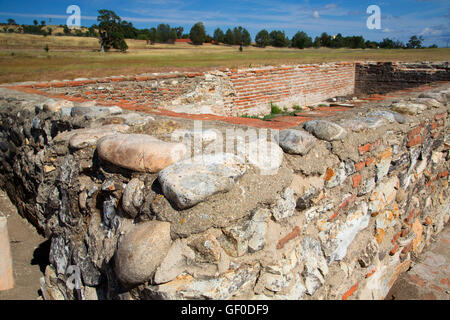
[254,30,433,49]
[2,10,438,51]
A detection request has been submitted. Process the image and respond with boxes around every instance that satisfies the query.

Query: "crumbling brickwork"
[6,62,449,117]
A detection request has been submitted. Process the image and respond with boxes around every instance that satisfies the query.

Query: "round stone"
[114,221,172,286]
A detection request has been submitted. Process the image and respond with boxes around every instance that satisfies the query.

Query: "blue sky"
[1,0,449,46]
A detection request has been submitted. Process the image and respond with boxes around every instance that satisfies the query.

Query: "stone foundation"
[0,63,449,300]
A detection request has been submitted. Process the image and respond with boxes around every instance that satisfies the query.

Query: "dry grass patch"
[1,33,449,84]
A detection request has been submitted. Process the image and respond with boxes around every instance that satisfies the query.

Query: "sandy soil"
[0,190,48,300]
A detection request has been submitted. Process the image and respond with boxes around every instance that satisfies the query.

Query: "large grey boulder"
[391,102,427,115]
[275,129,317,155]
[415,98,442,108]
[367,110,406,124]
[418,92,446,103]
[303,120,347,141]
[158,153,246,210]
[71,105,122,117]
[114,221,172,286]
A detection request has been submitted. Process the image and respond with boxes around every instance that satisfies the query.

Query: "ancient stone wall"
[355,62,450,95]
[0,81,448,300]
[6,62,449,118]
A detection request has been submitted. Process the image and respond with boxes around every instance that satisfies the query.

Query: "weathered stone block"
[97,134,187,173]
[158,153,246,209]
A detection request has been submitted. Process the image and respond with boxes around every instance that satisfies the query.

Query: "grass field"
[0,33,449,84]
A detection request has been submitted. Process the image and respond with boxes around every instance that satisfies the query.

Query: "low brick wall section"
[6,62,450,117]
[227,62,355,115]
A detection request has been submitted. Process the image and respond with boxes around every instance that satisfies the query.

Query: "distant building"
[175,38,191,43]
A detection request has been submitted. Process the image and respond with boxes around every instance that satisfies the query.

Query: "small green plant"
[292,105,301,111]
[239,114,260,119]
[270,102,282,115]
[44,44,49,52]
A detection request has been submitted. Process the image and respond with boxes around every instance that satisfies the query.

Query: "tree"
[241,28,251,46]
[313,36,321,48]
[88,25,98,37]
[343,35,365,49]
[149,27,157,43]
[330,33,344,48]
[233,27,243,45]
[291,31,312,49]
[320,32,331,47]
[379,38,395,49]
[33,20,38,26]
[205,34,213,43]
[189,22,206,45]
[224,28,234,45]
[213,28,224,44]
[269,30,288,47]
[169,28,178,42]
[121,20,138,39]
[365,40,378,49]
[7,19,17,25]
[156,24,171,42]
[393,40,405,48]
[174,26,184,39]
[379,38,404,49]
[255,29,270,47]
[406,35,424,49]
[97,9,128,52]
[63,25,71,35]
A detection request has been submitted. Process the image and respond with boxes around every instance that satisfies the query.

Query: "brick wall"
[10,61,450,117]
[27,63,356,117]
[227,62,356,116]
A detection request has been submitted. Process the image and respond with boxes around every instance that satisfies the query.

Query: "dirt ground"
[385,224,450,300]
[0,190,48,300]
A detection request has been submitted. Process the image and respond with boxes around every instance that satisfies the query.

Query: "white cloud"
[313,11,320,19]
[420,27,443,36]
